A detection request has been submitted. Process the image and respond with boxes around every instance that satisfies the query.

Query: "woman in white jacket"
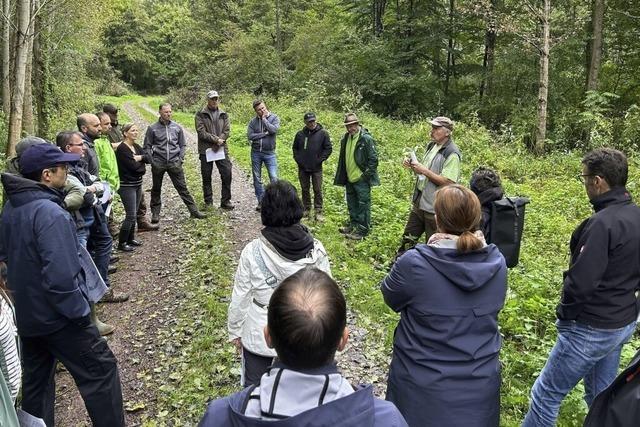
[228,180,331,386]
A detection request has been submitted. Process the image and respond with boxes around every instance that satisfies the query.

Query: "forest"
[0,0,639,426]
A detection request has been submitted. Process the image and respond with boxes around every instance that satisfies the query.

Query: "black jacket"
[556,187,640,328]
[292,123,332,173]
[115,142,146,186]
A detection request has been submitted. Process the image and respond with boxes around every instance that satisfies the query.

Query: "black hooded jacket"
[292,123,332,173]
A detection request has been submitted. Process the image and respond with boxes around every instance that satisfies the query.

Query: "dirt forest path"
[54,101,386,426]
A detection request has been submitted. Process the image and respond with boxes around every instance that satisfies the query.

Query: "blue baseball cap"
[20,144,80,175]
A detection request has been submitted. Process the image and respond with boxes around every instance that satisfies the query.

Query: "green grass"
[119,95,639,426]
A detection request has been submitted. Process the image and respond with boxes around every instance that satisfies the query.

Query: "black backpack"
[489,197,529,268]
[583,347,640,427]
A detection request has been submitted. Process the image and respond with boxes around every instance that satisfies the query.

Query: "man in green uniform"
[333,113,379,240]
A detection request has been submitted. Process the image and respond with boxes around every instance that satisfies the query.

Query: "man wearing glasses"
[523,148,640,426]
[0,144,125,426]
[397,116,461,255]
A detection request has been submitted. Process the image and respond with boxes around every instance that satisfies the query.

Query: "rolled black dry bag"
[489,197,529,268]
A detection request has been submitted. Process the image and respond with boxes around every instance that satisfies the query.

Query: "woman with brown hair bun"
[381,184,507,427]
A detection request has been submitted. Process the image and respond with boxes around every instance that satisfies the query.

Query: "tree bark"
[444,0,455,97]
[1,0,11,114]
[480,0,497,98]
[33,0,47,136]
[586,0,604,91]
[7,0,31,157]
[373,0,387,36]
[22,0,35,135]
[535,0,550,155]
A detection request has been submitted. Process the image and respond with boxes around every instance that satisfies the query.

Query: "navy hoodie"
[381,242,507,427]
[0,173,89,337]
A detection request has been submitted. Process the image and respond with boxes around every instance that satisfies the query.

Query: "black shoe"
[220,201,235,210]
[110,255,120,264]
[108,265,117,275]
[118,243,135,252]
[138,221,159,231]
[190,211,207,219]
[255,203,261,212]
[128,239,143,247]
[151,214,160,224]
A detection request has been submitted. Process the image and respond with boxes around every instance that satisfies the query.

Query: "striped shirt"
[0,293,20,403]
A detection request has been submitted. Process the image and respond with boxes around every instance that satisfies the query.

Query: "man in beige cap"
[333,113,379,240]
[397,116,461,255]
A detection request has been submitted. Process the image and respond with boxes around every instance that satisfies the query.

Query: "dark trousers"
[199,154,232,205]
[242,347,274,387]
[298,169,323,212]
[87,207,113,288]
[136,192,148,225]
[150,162,198,215]
[345,180,371,235]
[117,185,142,245]
[398,205,437,255]
[21,323,124,427]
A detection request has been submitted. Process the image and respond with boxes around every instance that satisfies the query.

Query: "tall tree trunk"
[1,0,11,114]
[373,0,387,36]
[444,0,455,97]
[33,0,47,136]
[7,0,31,157]
[480,0,497,98]
[586,0,604,91]
[535,0,550,155]
[22,0,35,136]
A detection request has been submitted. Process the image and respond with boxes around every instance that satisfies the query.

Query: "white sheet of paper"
[205,147,225,162]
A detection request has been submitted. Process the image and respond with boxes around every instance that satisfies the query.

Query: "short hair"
[582,148,628,188]
[260,180,304,227]
[56,131,82,150]
[96,111,109,121]
[470,167,502,195]
[268,267,346,370]
[159,103,171,111]
[103,104,118,115]
[76,114,88,131]
[434,184,483,253]
[252,99,264,110]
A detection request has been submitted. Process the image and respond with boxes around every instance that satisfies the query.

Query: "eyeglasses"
[576,174,596,183]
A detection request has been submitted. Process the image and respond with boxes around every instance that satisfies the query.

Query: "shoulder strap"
[253,244,279,288]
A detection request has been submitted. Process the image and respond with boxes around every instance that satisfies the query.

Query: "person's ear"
[263,325,274,349]
[337,326,349,352]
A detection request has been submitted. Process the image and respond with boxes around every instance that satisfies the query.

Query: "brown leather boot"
[138,220,159,232]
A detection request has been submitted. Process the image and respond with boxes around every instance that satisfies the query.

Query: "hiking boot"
[138,220,159,231]
[108,265,118,275]
[117,243,135,252]
[110,255,120,264]
[220,201,235,210]
[128,239,142,247]
[101,288,129,303]
[255,203,262,212]
[303,210,311,219]
[315,212,324,222]
[190,210,207,219]
[338,225,353,234]
[150,214,160,224]
[345,232,365,241]
[90,303,115,336]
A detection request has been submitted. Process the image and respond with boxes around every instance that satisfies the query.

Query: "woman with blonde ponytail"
[381,184,507,427]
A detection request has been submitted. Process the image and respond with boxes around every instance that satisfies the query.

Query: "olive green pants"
[345,180,371,236]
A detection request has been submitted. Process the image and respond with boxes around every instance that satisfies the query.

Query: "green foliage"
[141,93,640,426]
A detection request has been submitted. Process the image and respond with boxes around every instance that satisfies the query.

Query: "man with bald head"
[199,267,407,426]
[77,113,102,177]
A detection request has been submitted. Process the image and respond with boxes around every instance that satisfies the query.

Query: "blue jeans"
[522,319,636,427]
[251,150,278,202]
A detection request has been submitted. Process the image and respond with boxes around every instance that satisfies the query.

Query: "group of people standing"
[0,88,639,427]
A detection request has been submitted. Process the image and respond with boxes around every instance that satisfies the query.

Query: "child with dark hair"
[469,167,504,241]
